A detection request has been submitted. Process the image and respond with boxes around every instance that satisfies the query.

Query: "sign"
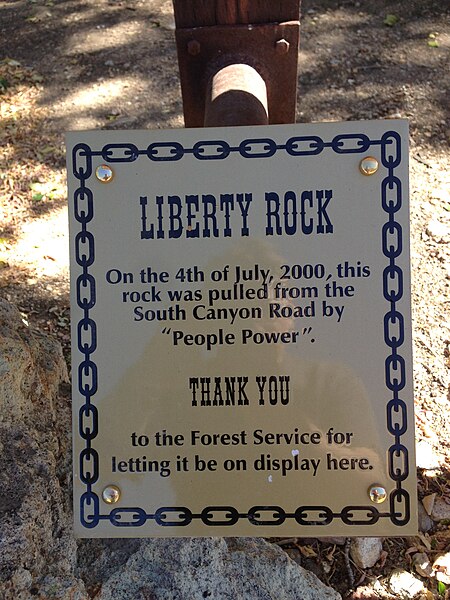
[67,120,416,537]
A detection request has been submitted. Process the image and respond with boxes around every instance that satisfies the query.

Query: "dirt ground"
[1,0,450,597]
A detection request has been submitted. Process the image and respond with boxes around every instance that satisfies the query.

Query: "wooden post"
[172,0,300,127]
[173,1,300,27]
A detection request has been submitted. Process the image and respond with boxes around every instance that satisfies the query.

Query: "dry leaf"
[422,494,436,516]
[417,533,432,551]
[378,550,388,569]
[298,545,317,558]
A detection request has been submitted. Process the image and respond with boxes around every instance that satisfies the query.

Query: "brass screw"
[359,156,379,176]
[187,40,201,56]
[275,39,290,55]
[95,164,114,183]
[368,484,387,504]
[102,485,121,504]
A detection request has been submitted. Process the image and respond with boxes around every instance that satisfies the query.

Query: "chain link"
[109,507,148,527]
[285,136,324,156]
[381,131,411,526]
[79,404,99,440]
[80,492,100,528]
[389,445,409,481]
[75,230,95,268]
[201,506,240,526]
[382,221,402,259]
[73,144,101,526]
[387,398,408,436]
[78,359,98,396]
[154,507,192,526]
[385,354,406,392]
[82,134,381,165]
[390,488,410,525]
[331,133,371,154]
[295,506,334,526]
[147,142,184,161]
[77,317,97,354]
[239,138,278,158]
[73,144,92,179]
[341,506,380,526]
[383,264,403,303]
[80,447,99,485]
[247,506,285,526]
[100,504,386,527]
[74,189,94,223]
[384,311,405,348]
[381,132,401,169]
[192,140,231,160]
[101,143,139,162]
[382,177,402,213]
[76,272,96,310]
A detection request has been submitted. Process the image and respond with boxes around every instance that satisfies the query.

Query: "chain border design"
[72,131,410,530]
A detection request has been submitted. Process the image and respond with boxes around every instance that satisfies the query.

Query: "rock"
[97,538,342,600]
[431,497,450,522]
[0,300,87,599]
[388,569,425,599]
[347,585,379,599]
[432,552,450,584]
[416,440,441,469]
[350,538,383,569]
[319,537,347,546]
[418,503,434,533]
[426,219,450,242]
[413,552,433,578]
[431,186,450,204]
[0,297,341,599]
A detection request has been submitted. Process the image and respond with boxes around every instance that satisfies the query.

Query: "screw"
[275,39,290,55]
[102,485,121,504]
[359,156,379,176]
[368,484,387,504]
[187,40,201,56]
[95,164,114,183]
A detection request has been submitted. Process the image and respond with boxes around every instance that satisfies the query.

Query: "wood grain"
[173,0,300,28]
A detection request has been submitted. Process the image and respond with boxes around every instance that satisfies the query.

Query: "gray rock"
[418,503,434,532]
[0,299,343,598]
[388,568,425,599]
[431,497,450,522]
[0,300,88,599]
[97,537,342,600]
[350,537,383,569]
[413,552,433,578]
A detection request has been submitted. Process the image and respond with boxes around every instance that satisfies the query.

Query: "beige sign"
[67,120,416,537]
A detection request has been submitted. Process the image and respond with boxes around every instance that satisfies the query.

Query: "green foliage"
[428,32,440,47]
[384,14,399,27]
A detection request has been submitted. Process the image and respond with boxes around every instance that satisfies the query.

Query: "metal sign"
[67,120,416,538]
